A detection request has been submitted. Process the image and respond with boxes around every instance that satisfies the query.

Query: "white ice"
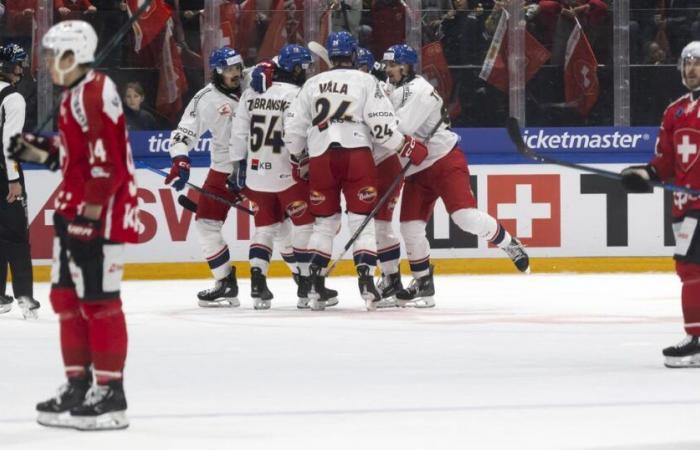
[1,273,700,450]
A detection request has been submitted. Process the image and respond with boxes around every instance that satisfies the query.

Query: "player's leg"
[439,149,530,273]
[65,241,129,430]
[396,171,438,308]
[194,169,239,307]
[342,149,382,310]
[665,260,700,368]
[306,151,342,310]
[374,154,404,305]
[36,214,92,428]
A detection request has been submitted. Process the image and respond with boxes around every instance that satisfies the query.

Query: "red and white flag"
[564,20,599,117]
[125,0,172,52]
[422,41,461,119]
[479,10,550,92]
[156,19,188,123]
[257,0,304,61]
[213,0,257,60]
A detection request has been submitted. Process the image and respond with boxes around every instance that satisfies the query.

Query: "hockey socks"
[50,287,91,379]
[80,299,128,385]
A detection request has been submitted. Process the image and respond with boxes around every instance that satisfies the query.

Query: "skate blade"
[297,298,310,309]
[325,297,339,308]
[198,297,240,308]
[309,298,327,311]
[37,411,75,428]
[72,410,129,431]
[364,298,378,312]
[0,304,11,314]
[253,299,271,310]
[396,296,436,308]
[664,354,700,368]
[376,297,398,308]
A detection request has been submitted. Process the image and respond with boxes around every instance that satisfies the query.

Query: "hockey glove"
[290,151,309,182]
[226,160,247,193]
[66,215,102,264]
[620,164,657,193]
[398,136,428,165]
[165,156,191,191]
[251,60,276,94]
[8,133,60,171]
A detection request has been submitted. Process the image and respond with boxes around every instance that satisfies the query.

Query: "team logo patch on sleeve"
[310,191,326,205]
[286,200,308,218]
[358,186,378,203]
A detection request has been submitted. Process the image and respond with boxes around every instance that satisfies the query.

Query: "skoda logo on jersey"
[358,186,377,203]
[310,191,326,205]
[286,200,308,218]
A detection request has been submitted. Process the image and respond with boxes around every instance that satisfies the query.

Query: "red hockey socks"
[681,277,700,336]
[49,287,90,379]
[80,299,128,385]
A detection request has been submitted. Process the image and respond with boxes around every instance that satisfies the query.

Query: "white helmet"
[679,41,700,89]
[42,20,97,64]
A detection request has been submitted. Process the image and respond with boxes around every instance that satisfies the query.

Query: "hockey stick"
[308,41,331,67]
[178,194,198,212]
[506,117,700,197]
[135,160,255,216]
[34,0,154,133]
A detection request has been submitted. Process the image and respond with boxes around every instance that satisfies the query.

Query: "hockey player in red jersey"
[621,41,700,368]
[8,20,137,430]
[382,44,529,308]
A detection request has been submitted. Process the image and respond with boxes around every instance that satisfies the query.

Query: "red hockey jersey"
[55,70,140,243]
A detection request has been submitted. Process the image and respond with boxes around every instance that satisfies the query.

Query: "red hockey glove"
[251,60,276,94]
[66,215,103,263]
[8,133,60,171]
[290,151,309,182]
[165,156,191,191]
[398,136,428,165]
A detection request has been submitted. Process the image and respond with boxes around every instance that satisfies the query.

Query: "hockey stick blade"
[178,195,198,213]
[308,41,331,67]
[135,160,254,215]
[506,117,700,196]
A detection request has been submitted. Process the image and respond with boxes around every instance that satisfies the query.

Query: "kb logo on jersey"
[251,159,272,171]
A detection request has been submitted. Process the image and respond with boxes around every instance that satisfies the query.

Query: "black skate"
[197,267,239,307]
[503,237,530,273]
[395,265,436,308]
[0,294,13,314]
[357,265,381,311]
[251,267,273,310]
[663,335,700,368]
[375,272,404,308]
[16,296,40,319]
[307,265,339,311]
[70,381,129,431]
[36,376,91,428]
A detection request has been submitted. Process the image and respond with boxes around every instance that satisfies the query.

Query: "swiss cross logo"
[487,175,561,247]
[674,128,700,172]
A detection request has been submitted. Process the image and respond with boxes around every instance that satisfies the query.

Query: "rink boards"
[22,161,677,279]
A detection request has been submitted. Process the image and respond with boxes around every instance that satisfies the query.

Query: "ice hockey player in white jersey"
[230,44,338,309]
[382,44,530,308]
[355,47,405,307]
[165,47,244,307]
[284,32,429,311]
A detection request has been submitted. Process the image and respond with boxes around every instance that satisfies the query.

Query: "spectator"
[368,0,406,59]
[55,0,97,21]
[656,0,700,59]
[3,1,36,49]
[123,82,158,131]
[645,40,669,65]
[550,0,610,66]
[440,0,485,65]
[330,0,363,37]
[630,0,657,63]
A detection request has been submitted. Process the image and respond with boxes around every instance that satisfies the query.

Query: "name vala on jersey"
[319,81,348,95]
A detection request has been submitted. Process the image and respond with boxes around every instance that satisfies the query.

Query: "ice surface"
[1,273,699,450]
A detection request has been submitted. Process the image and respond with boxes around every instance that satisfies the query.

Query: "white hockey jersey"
[169,83,240,173]
[230,82,298,193]
[0,81,26,181]
[283,68,404,158]
[388,75,458,176]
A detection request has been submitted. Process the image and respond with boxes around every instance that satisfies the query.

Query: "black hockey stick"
[136,160,255,215]
[506,117,700,197]
[178,194,198,212]
[34,0,154,132]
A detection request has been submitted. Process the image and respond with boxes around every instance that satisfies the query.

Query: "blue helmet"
[209,46,243,73]
[383,44,418,66]
[356,47,375,70]
[326,31,357,58]
[278,44,312,73]
[0,43,27,73]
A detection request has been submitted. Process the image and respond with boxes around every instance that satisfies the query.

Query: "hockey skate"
[251,267,273,310]
[663,335,700,368]
[375,272,403,308]
[197,268,239,307]
[0,294,12,314]
[357,265,381,311]
[307,265,339,311]
[16,296,40,319]
[395,265,436,308]
[36,376,91,428]
[70,381,129,431]
[294,273,338,309]
[503,237,530,273]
